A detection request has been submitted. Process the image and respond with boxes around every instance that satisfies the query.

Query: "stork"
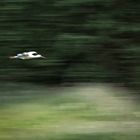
[9,51,45,59]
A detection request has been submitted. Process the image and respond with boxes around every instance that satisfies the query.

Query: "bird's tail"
[9,56,18,59]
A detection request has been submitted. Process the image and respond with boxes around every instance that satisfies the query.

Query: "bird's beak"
[41,56,46,58]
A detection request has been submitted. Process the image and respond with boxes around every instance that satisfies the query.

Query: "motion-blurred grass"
[0,83,140,140]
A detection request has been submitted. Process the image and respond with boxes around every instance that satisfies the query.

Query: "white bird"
[9,51,45,60]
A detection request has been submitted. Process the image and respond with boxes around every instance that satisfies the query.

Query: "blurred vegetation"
[0,83,139,140]
[0,0,140,90]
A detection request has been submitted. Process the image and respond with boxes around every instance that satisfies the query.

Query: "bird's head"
[30,51,46,59]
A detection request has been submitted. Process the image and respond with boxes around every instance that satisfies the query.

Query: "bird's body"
[10,51,45,59]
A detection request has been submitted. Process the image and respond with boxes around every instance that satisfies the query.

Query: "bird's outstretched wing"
[22,52,29,57]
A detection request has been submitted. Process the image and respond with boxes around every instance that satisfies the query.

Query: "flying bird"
[9,51,45,60]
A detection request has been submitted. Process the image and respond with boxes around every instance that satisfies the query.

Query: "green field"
[0,83,140,140]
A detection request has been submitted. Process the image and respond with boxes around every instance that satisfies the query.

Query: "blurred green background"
[0,0,140,140]
[0,0,140,89]
[0,83,140,140]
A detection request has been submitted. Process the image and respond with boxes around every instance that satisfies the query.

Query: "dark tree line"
[0,0,140,90]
